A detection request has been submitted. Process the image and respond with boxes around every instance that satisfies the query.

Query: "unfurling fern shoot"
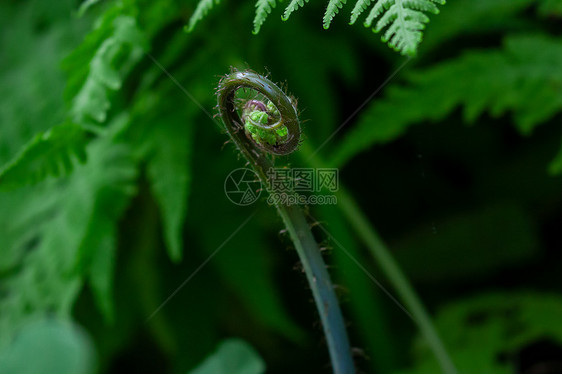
[216,70,356,374]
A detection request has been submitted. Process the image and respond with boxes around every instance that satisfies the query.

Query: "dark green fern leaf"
[0,122,88,189]
[63,12,147,130]
[0,125,138,341]
[331,34,562,169]
[75,130,138,321]
[130,90,194,263]
[420,0,534,53]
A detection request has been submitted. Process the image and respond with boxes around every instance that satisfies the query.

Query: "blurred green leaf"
[129,91,195,262]
[75,123,139,321]
[332,34,562,167]
[0,122,88,189]
[539,0,562,16]
[398,292,562,373]
[188,339,265,374]
[393,203,540,283]
[421,0,534,53]
[549,138,562,175]
[78,0,104,17]
[63,6,147,130]
[0,1,89,165]
[0,318,95,374]
[0,118,137,343]
[185,0,222,32]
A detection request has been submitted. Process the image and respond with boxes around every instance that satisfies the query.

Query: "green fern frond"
[0,122,88,189]
[184,0,444,55]
[350,0,374,24]
[253,0,277,34]
[330,34,562,168]
[76,135,138,321]
[64,14,147,130]
[185,0,221,32]
[282,0,309,21]
[1,8,146,188]
[0,126,137,342]
[363,0,444,56]
[323,0,347,29]
[539,0,562,16]
[0,3,146,339]
[129,90,195,262]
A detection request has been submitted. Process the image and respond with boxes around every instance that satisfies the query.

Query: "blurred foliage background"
[0,0,561,373]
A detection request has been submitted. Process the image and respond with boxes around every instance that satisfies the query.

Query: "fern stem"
[216,70,356,374]
[303,144,458,374]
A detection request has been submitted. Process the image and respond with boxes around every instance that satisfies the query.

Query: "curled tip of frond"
[216,70,302,156]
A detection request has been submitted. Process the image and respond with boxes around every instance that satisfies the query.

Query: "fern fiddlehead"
[216,70,356,374]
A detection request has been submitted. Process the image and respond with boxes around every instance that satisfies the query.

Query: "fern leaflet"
[186,0,221,32]
[362,0,444,56]
[253,0,277,34]
[282,0,309,21]
[183,0,445,56]
[323,0,347,29]
[350,0,374,25]
[0,122,88,189]
[65,15,147,130]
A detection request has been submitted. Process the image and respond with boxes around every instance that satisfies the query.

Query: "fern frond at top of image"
[351,0,445,55]
[186,0,445,56]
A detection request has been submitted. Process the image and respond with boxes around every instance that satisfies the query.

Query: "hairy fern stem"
[216,70,356,374]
